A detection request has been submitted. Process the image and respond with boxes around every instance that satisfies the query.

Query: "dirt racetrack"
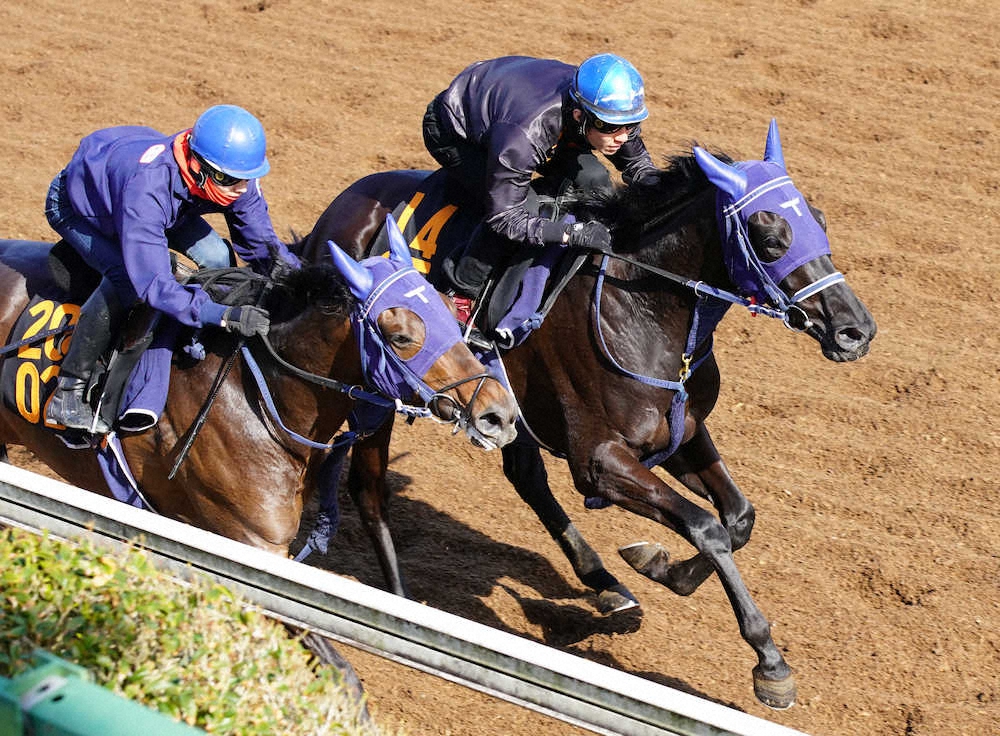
[1,1,998,735]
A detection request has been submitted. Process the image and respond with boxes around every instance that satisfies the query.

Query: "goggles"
[588,113,639,135]
[194,154,244,187]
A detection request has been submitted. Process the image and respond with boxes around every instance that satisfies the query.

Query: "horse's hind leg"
[0,444,7,463]
[347,419,411,598]
[620,423,755,597]
[502,442,638,615]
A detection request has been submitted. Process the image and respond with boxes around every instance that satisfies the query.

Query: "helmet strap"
[190,156,208,188]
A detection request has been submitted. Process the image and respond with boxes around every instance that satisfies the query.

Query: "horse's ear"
[764,118,785,168]
[327,240,373,299]
[385,214,413,266]
[694,146,747,199]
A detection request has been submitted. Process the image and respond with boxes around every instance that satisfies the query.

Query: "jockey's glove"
[221,305,271,337]
[566,221,612,250]
[268,256,299,281]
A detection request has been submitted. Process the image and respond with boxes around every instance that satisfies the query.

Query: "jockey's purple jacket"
[433,56,659,245]
[61,125,298,326]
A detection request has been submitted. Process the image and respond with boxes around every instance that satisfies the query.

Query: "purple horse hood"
[695,120,833,307]
[353,255,463,401]
[329,214,464,403]
[716,160,831,305]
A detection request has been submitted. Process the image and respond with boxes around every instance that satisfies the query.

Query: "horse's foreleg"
[669,426,755,546]
[625,424,755,596]
[501,442,638,614]
[286,625,372,724]
[347,418,410,598]
[588,440,794,708]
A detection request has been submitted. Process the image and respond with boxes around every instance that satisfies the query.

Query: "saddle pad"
[1,294,174,434]
[1,293,82,430]
[371,169,574,347]
[370,168,480,283]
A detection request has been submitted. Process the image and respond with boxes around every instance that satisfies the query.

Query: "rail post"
[0,650,204,735]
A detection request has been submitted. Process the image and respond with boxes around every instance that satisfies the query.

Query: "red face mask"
[172,130,241,206]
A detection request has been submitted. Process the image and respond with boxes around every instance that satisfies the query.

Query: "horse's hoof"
[752,665,796,710]
[618,541,671,582]
[597,584,640,616]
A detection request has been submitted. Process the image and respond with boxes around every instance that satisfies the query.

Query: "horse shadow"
[292,455,739,709]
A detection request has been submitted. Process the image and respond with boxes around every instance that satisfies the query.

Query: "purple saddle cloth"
[95,323,178,507]
[486,242,565,350]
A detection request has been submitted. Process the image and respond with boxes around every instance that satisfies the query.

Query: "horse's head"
[329,215,517,449]
[694,120,876,362]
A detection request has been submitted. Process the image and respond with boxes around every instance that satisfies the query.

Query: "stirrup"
[46,382,110,434]
[462,326,493,351]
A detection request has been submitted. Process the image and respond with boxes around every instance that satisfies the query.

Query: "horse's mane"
[268,264,355,322]
[585,149,731,251]
[187,263,355,323]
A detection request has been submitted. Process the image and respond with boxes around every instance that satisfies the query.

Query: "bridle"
[576,168,845,468]
[243,306,495,452]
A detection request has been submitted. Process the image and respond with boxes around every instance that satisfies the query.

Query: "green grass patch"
[0,527,390,735]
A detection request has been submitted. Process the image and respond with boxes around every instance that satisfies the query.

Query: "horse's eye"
[377,307,425,359]
[747,211,791,263]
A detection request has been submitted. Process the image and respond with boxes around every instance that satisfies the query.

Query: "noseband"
[426,371,497,447]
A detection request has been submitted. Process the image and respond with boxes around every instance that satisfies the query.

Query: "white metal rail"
[0,463,810,736]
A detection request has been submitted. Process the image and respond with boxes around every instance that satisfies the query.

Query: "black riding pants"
[422,96,612,296]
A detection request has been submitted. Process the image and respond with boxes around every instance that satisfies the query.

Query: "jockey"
[423,53,661,298]
[44,104,301,433]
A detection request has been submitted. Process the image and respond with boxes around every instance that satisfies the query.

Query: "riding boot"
[46,375,98,432]
[442,223,506,298]
[46,280,120,433]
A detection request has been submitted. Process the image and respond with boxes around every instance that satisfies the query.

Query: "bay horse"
[298,120,876,707]
[0,216,517,554]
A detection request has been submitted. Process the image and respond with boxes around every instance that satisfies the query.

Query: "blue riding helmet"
[571,53,649,126]
[189,104,270,179]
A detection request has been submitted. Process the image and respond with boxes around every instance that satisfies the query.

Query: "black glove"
[221,306,270,337]
[566,221,612,250]
[268,257,296,281]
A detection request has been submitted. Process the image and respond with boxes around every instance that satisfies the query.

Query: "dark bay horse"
[299,120,876,707]
[0,217,517,554]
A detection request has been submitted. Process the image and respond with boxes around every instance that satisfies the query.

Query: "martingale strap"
[592,254,726,467]
[241,342,401,564]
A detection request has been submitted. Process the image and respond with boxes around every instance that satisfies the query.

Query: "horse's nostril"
[836,326,865,349]
[479,411,502,433]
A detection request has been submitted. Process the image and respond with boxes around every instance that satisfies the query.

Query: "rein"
[239,306,496,452]
[256,332,413,410]
[587,245,837,329]
[584,234,845,401]
[0,325,73,359]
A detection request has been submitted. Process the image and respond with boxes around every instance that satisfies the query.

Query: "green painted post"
[0,676,25,736]
[0,651,204,735]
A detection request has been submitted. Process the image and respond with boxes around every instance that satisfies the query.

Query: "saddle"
[0,241,255,445]
[374,169,590,350]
